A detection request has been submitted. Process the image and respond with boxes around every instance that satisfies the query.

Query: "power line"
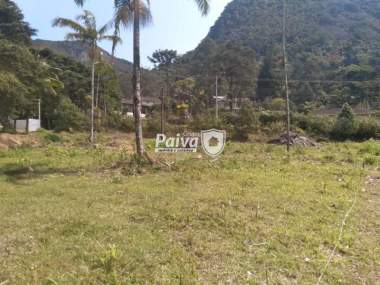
[257,79,380,84]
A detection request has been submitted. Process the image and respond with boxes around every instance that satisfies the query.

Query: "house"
[216,97,251,111]
[9,118,41,133]
[121,98,157,117]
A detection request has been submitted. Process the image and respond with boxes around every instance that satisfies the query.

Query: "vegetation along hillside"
[0,0,123,131]
[182,0,380,110]
[33,39,163,105]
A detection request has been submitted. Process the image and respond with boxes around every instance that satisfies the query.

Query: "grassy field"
[0,133,379,284]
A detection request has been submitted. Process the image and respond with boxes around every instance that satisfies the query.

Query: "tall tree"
[212,42,257,110]
[256,45,283,102]
[76,0,210,156]
[53,10,120,143]
[0,0,36,45]
[148,49,178,68]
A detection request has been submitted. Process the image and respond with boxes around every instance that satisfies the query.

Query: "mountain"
[205,0,380,58]
[33,39,132,75]
[184,0,380,109]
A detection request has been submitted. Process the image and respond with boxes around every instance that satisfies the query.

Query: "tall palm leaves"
[73,0,85,7]
[53,10,121,143]
[75,0,210,155]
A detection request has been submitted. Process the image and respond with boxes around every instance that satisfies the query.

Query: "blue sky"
[15,0,232,67]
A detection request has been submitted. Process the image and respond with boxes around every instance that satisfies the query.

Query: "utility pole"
[215,75,219,121]
[38,99,41,129]
[282,0,291,152]
[161,87,165,134]
[38,99,41,121]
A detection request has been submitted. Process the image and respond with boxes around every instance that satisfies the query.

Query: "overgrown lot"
[0,135,379,284]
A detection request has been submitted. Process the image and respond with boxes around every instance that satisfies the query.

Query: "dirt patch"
[104,132,135,151]
[365,176,380,187]
[0,133,39,149]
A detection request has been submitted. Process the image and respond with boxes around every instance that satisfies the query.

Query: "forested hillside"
[0,0,122,130]
[183,0,380,110]
[33,40,164,104]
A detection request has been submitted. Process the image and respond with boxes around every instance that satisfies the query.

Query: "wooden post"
[26,117,29,134]
[161,87,165,134]
[215,76,219,121]
[282,0,291,152]
[91,56,96,144]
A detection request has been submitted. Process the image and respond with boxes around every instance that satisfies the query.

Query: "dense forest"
[32,39,164,107]
[0,0,122,130]
[182,0,380,110]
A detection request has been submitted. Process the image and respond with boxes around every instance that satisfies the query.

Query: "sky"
[15,0,232,67]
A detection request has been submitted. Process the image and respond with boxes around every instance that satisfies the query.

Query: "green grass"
[0,137,379,284]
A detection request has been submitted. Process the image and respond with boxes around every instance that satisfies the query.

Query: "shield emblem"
[201,129,226,157]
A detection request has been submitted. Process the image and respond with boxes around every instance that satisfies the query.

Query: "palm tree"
[75,0,210,156]
[52,10,121,143]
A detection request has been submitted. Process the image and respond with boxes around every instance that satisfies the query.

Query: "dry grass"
[0,133,379,284]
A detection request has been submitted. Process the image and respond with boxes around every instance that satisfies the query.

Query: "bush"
[331,117,358,140]
[144,112,161,137]
[293,114,333,139]
[105,112,124,130]
[190,113,226,131]
[120,117,135,133]
[356,118,380,140]
[359,141,380,156]
[259,111,285,125]
[53,98,88,131]
[264,98,286,111]
[231,104,258,141]
[34,129,62,143]
[331,103,357,141]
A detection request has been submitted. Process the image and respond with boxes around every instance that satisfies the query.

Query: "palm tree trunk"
[133,0,145,156]
[91,59,95,144]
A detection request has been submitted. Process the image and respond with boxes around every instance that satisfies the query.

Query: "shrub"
[264,98,286,111]
[231,104,258,141]
[356,118,380,140]
[53,98,88,131]
[331,118,357,140]
[144,111,161,137]
[331,103,357,141]
[261,121,286,137]
[191,113,224,131]
[293,113,333,139]
[120,117,135,133]
[359,141,380,156]
[259,111,285,125]
[105,112,123,129]
[44,132,61,143]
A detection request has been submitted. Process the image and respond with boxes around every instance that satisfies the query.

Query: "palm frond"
[100,35,123,44]
[74,0,85,7]
[76,10,96,30]
[65,32,84,41]
[98,23,110,37]
[113,0,152,29]
[193,0,210,16]
[52,18,87,34]
[114,0,132,10]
